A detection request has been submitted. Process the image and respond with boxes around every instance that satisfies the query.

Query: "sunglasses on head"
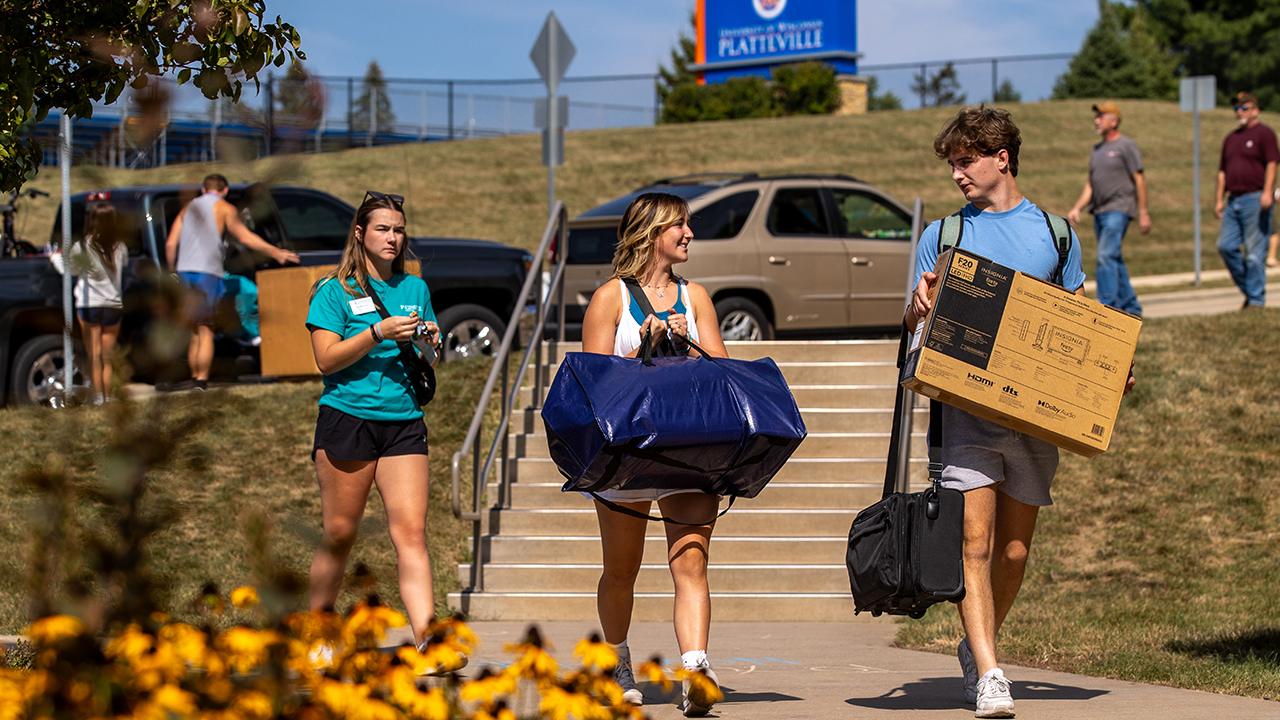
[364,190,405,206]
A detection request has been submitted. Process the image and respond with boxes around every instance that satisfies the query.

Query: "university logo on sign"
[753,0,787,20]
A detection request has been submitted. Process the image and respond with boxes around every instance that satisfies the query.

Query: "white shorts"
[934,404,1060,507]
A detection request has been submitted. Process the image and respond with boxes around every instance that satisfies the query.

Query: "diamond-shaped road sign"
[531,12,575,95]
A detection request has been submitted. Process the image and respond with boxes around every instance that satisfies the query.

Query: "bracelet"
[370,322,383,342]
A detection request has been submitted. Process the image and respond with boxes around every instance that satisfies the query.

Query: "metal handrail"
[450,202,568,594]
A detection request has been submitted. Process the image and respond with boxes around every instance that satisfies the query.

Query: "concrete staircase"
[447,340,927,622]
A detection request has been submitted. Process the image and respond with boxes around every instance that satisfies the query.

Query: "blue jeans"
[1093,211,1142,315]
[1217,191,1271,307]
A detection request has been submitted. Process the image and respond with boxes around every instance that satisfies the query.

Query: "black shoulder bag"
[361,283,436,407]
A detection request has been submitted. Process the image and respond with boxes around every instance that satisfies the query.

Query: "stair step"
[486,508,855,537]
[509,432,925,460]
[458,563,850,593]
[512,406,929,434]
[509,457,927,483]
[521,384,898,409]
[476,535,851,564]
[488,481,908,510]
[448,591,859,622]
[541,340,898,363]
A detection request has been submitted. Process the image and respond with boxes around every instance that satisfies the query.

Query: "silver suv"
[560,173,915,340]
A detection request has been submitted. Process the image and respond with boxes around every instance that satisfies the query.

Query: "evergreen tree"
[772,61,841,115]
[911,63,966,107]
[275,60,324,129]
[866,77,903,111]
[656,13,700,124]
[1053,1,1177,101]
[353,61,395,134]
[994,79,1022,103]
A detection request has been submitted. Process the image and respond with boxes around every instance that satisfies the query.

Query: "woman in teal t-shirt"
[304,192,445,659]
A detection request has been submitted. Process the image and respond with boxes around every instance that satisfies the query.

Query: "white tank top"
[612,278,699,357]
[175,192,226,275]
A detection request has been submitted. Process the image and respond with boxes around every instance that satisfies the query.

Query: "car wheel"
[436,304,507,362]
[10,335,93,407]
[715,297,773,341]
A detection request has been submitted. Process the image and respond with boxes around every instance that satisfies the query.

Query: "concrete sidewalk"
[438,620,1280,720]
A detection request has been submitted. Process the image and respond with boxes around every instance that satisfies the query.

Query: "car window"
[690,191,758,240]
[578,184,718,218]
[566,226,619,264]
[52,198,145,256]
[272,190,353,252]
[831,189,912,240]
[767,188,830,236]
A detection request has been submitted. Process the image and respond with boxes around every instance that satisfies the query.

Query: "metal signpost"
[60,113,74,404]
[1181,75,1216,285]
[531,11,575,217]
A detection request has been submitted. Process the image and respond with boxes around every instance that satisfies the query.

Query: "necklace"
[643,279,672,298]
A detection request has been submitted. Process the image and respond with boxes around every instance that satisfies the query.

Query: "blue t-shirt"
[913,198,1087,292]
[306,272,437,421]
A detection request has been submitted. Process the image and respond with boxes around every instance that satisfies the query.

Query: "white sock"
[681,650,708,671]
[981,668,1005,681]
[610,639,630,657]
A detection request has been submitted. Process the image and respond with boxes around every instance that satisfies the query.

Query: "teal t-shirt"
[305,272,437,421]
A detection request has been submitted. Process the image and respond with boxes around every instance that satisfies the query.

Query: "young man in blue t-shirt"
[905,106,1132,719]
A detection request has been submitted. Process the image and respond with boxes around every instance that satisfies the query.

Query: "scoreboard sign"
[694,0,859,83]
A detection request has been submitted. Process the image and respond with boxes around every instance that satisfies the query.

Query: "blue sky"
[248,0,1102,131]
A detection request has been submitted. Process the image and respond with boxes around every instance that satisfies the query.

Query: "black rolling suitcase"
[845,327,965,618]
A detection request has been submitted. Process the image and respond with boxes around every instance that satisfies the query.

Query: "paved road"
[390,620,1280,720]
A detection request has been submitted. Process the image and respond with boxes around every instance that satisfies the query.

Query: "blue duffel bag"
[541,338,806,499]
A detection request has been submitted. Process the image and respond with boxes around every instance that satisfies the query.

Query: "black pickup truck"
[0,183,532,407]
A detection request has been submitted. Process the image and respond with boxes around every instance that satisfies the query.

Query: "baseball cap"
[1092,101,1121,119]
[1234,91,1259,108]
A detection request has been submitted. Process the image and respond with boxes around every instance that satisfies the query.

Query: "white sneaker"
[974,668,1015,718]
[611,650,643,705]
[679,666,720,717]
[958,638,978,704]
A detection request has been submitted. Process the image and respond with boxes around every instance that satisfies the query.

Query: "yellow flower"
[430,615,479,650]
[472,703,517,720]
[459,668,518,704]
[344,603,407,646]
[27,615,85,645]
[573,635,617,671]
[105,624,154,663]
[386,666,450,720]
[638,658,672,692]
[158,622,210,666]
[679,667,724,706]
[127,638,189,691]
[215,626,281,675]
[151,683,198,714]
[230,586,260,610]
[539,685,612,720]
[231,689,274,720]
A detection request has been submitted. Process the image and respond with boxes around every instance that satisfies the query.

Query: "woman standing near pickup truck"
[51,201,127,405]
[304,192,448,662]
[580,192,729,716]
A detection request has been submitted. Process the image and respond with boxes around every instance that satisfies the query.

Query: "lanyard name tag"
[349,297,376,315]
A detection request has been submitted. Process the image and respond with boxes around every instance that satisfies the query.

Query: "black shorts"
[312,406,429,462]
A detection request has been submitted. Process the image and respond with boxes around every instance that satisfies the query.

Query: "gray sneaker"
[679,666,720,717]
[612,651,643,705]
[958,638,978,704]
[974,668,1015,718]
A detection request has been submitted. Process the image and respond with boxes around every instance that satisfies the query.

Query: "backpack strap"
[1041,210,1073,287]
[937,211,964,254]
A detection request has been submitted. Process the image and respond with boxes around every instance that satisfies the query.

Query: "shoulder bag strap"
[590,492,735,526]
[360,281,434,394]
[1041,210,1073,286]
[937,211,964,254]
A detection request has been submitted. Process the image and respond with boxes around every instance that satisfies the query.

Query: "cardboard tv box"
[901,248,1141,458]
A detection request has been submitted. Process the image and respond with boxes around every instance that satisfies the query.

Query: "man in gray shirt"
[165,174,299,389]
[1068,101,1151,316]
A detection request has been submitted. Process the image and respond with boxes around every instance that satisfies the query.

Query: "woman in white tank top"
[579,192,729,714]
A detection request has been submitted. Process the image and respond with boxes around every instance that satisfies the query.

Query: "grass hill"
[16,99,1258,279]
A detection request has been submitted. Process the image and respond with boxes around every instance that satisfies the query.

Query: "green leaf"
[234,9,249,37]
[177,68,191,85]
[273,51,285,67]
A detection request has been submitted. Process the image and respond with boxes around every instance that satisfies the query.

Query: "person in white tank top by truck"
[164,174,300,389]
[580,192,729,716]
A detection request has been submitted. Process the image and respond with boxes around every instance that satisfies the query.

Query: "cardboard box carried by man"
[902,247,1141,458]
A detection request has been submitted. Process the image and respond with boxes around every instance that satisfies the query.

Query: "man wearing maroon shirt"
[1215,91,1279,309]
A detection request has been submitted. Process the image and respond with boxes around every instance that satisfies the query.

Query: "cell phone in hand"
[412,325,437,365]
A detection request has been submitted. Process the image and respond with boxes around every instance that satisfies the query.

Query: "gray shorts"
[934,404,1060,507]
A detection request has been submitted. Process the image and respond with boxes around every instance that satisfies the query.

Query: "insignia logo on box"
[753,0,787,20]
[951,253,977,282]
